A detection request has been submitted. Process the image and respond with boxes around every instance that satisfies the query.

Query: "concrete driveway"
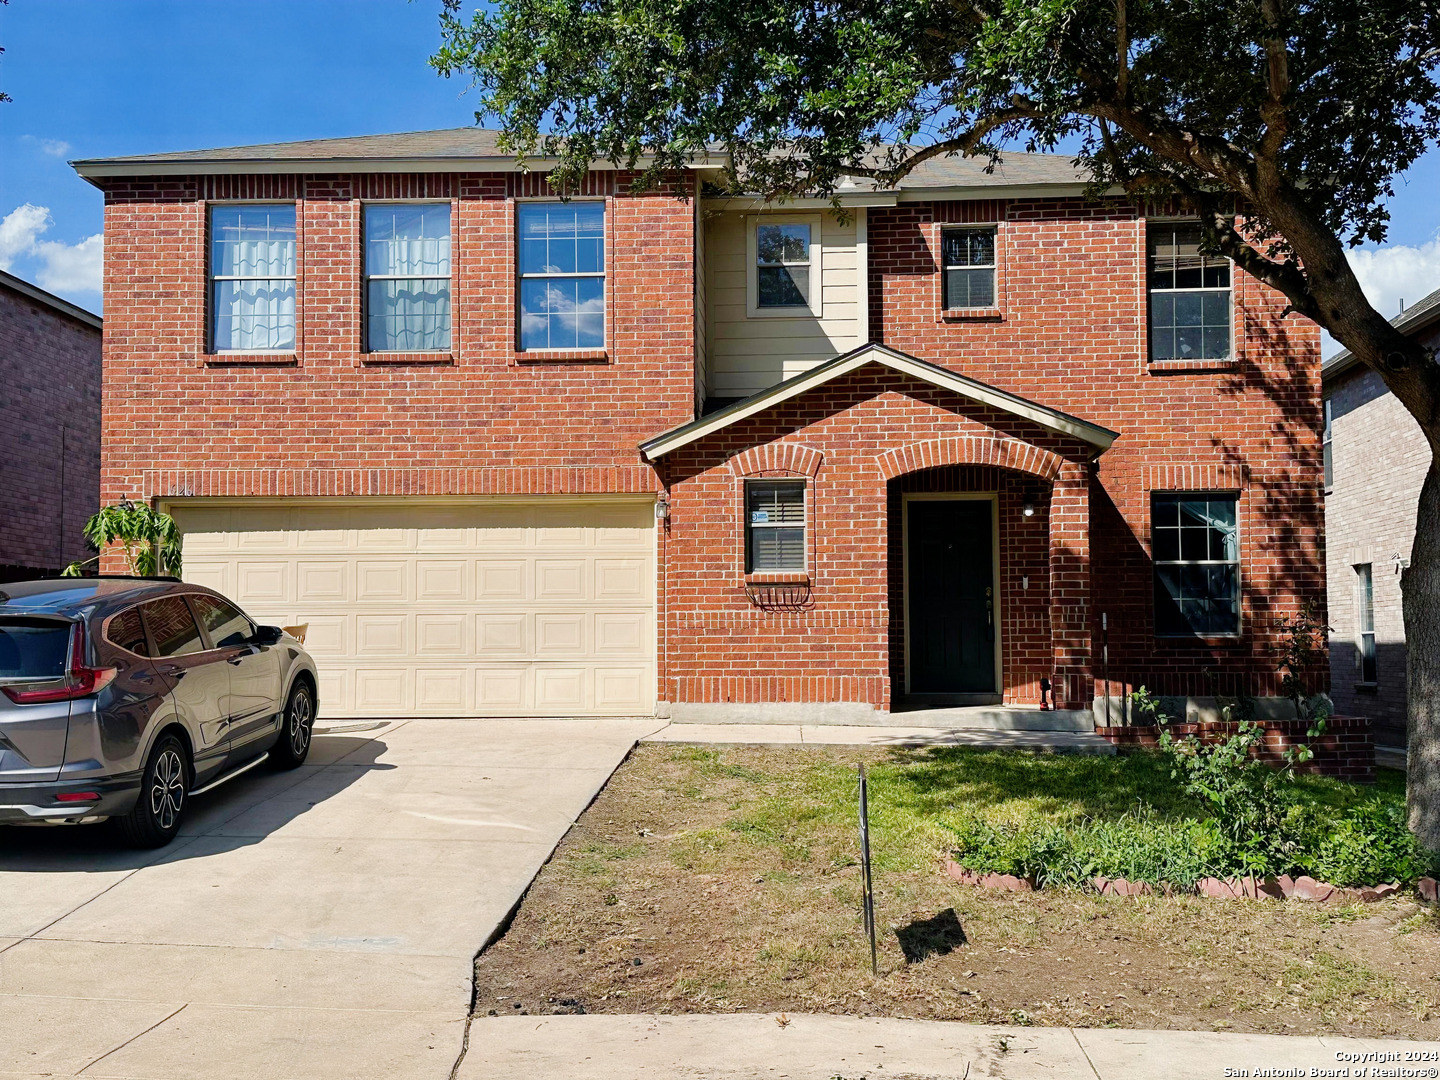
[0,718,657,1080]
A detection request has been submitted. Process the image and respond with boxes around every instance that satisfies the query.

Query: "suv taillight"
[1,623,116,705]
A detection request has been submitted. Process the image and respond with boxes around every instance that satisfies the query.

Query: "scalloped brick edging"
[945,858,1413,904]
[1420,876,1438,904]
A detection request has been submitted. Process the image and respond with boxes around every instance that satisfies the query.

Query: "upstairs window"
[1148,223,1232,361]
[942,227,996,309]
[364,203,452,352]
[518,202,605,351]
[747,216,822,317]
[209,204,296,353]
[1355,563,1376,683]
[1152,493,1240,636]
[745,480,806,573]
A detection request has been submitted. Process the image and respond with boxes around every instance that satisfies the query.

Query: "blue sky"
[2,0,1439,355]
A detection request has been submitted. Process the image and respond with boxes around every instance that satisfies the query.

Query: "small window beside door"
[745,481,806,574]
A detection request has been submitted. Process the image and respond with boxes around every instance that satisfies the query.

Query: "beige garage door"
[170,499,656,718]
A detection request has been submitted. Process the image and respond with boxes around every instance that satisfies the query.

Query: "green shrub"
[1303,800,1435,886]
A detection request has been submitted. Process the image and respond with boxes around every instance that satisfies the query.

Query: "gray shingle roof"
[72,127,1092,192]
[1323,284,1440,382]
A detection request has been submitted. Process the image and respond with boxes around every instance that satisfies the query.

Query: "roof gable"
[639,343,1118,461]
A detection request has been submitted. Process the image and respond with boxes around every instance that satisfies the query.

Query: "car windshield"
[0,618,72,681]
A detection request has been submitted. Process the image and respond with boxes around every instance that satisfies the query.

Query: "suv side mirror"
[253,625,284,646]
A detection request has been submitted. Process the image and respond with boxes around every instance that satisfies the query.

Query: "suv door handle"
[227,655,245,666]
[158,663,185,677]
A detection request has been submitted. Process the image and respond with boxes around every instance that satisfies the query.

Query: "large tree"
[434,0,1440,843]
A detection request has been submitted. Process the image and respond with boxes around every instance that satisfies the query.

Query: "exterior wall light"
[1022,502,1035,518]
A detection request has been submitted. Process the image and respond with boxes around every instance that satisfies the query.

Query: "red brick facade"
[94,169,1325,719]
[0,275,102,579]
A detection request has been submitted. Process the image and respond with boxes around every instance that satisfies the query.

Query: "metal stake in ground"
[858,763,878,976]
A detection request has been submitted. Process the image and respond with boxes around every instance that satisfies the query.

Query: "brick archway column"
[1048,461,1093,712]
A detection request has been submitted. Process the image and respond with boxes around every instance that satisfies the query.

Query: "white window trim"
[516,197,608,353]
[207,201,298,355]
[1146,219,1235,363]
[746,213,824,319]
[940,224,998,311]
[362,200,454,354]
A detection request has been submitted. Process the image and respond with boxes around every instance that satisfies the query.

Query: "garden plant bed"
[474,744,1440,1039]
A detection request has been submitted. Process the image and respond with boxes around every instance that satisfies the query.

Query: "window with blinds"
[1147,223,1232,361]
[745,480,806,573]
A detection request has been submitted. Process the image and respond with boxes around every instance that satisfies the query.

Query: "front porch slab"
[643,722,1116,753]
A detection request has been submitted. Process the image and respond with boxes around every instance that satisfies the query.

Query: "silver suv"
[0,577,318,847]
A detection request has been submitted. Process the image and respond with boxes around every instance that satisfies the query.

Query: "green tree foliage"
[433,0,1440,847]
[63,500,182,578]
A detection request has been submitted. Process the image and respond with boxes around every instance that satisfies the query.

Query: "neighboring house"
[1322,286,1440,753]
[73,129,1325,723]
[0,270,102,581]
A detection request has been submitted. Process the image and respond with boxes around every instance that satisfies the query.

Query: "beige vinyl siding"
[705,207,866,398]
[693,197,708,411]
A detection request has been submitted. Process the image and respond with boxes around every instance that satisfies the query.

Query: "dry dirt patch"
[474,743,1440,1038]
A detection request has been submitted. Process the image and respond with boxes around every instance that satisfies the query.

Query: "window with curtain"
[364,203,452,352]
[1148,223,1232,361]
[518,202,605,350]
[745,481,806,573]
[942,227,996,309]
[1356,563,1376,683]
[209,204,296,352]
[1152,493,1241,636]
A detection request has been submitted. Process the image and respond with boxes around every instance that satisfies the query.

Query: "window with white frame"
[755,222,813,309]
[1152,493,1241,636]
[208,204,296,352]
[518,201,605,351]
[1323,397,1334,490]
[745,480,806,573]
[364,203,452,352]
[942,227,996,309]
[1355,563,1376,683]
[1148,222,1232,361]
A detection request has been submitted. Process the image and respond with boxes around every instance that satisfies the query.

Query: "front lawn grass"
[473,744,1438,1038]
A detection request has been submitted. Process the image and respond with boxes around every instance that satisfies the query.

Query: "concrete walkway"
[644,722,1115,752]
[457,1012,1438,1080]
[0,718,658,1080]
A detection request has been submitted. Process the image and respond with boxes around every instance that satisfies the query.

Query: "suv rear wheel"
[269,681,313,770]
[116,733,189,848]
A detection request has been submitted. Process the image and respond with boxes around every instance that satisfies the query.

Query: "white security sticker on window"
[750,511,769,523]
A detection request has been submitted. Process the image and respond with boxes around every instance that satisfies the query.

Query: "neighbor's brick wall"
[0,280,102,577]
[865,198,1326,704]
[1324,332,1437,749]
[96,170,694,560]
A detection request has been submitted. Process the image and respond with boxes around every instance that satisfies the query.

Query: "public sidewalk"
[456,1012,1438,1080]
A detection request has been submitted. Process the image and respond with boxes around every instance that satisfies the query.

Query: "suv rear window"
[0,618,72,679]
[106,608,150,656]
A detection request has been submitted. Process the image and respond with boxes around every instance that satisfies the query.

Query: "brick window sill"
[1148,357,1239,373]
[203,353,297,366]
[362,353,454,365]
[939,307,1002,322]
[516,349,610,363]
[1156,634,1245,647]
[1353,681,1379,692]
[745,571,811,586]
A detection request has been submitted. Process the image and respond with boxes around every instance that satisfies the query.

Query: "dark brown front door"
[906,499,996,696]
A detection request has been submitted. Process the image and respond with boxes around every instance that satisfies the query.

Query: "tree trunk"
[1405,457,1440,851]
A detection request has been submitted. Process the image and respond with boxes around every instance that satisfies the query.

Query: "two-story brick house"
[75,128,1325,723]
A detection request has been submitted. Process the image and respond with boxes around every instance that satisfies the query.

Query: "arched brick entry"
[881,440,1093,712]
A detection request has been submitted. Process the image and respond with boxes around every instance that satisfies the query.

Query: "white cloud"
[22,135,72,158]
[1323,236,1440,356]
[35,233,103,295]
[0,203,103,300]
[0,203,51,270]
